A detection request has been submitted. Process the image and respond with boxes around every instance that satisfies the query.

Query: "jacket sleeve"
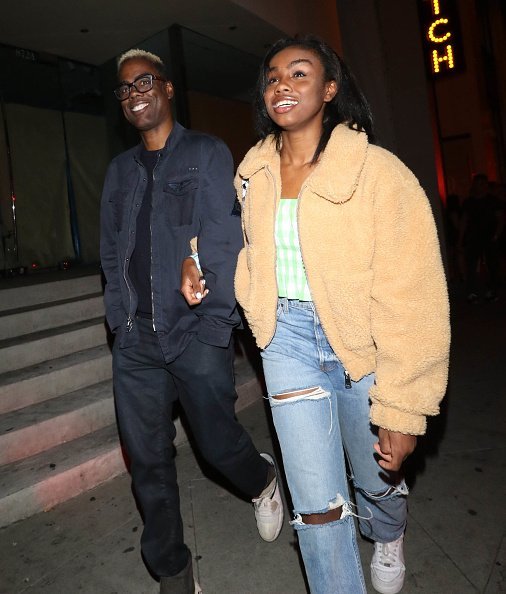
[100,162,125,333]
[195,138,243,347]
[369,155,451,435]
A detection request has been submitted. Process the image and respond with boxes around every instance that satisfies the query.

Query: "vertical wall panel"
[64,112,109,264]
[0,110,12,270]
[6,104,73,267]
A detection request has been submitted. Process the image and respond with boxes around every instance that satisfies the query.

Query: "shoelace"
[254,482,278,514]
[375,540,401,568]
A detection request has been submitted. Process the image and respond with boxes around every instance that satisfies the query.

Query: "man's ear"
[165,81,175,100]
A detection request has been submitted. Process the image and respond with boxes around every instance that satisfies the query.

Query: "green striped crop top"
[275,198,311,301]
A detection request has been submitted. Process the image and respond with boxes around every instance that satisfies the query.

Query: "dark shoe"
[485,291,499,302]
[160,555,199,594]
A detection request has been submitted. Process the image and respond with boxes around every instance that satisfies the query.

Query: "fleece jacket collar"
[237,124,369,204]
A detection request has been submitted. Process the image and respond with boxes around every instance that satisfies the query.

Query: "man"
[460,173,504,303]
[100,49,283,594]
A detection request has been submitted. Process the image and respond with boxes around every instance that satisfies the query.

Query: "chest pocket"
[163,177,198,226]
[108,189,129,231]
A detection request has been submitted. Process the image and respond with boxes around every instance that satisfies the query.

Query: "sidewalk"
[1,291,504,594]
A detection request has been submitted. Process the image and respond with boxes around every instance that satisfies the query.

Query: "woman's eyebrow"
[267,58,313,73]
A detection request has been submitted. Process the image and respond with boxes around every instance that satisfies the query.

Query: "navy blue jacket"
[100,122,243,362]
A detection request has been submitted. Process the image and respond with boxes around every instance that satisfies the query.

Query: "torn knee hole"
[272,386,327,402]
[360,481,409,500]
[300,506,343,525]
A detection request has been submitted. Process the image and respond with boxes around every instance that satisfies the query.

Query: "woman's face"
[263,46,337,133]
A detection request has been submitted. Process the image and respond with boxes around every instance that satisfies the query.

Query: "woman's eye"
[293,71,306,78]
[267,77,278,85]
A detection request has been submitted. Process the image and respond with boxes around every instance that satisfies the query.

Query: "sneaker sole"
[371,570,405,594]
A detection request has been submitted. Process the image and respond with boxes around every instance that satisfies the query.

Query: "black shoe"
[485,291,499,303]
[467,292,479,304]
[160,555,201,594]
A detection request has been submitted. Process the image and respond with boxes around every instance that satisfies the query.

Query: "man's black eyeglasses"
[114,73,166,101]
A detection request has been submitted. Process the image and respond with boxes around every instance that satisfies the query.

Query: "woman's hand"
[374,428,417,472]
[180,257,208,305]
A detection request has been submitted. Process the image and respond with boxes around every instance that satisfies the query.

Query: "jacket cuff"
[370,402,427,435]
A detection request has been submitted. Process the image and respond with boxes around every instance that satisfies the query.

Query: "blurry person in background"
[460,173,504,303]
[489,181,506,286]
[445,193,464,283]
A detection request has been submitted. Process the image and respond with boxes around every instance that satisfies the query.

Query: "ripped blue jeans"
[261,299,408,594]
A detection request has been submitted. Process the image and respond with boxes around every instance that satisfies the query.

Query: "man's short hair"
[117,49,168,79]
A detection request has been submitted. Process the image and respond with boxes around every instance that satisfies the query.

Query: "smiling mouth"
[274,99,298,109]
[131,102,149,113]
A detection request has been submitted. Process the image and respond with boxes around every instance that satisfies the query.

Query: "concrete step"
[0,380,114,465]
[0,424,124,529]
[0,345,112,415]
[0,273,102,312]
[0,317,107,374]
[0,293,104,340]
[0,371,265,529]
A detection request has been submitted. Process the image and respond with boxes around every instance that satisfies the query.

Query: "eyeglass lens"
[114,75,154,100]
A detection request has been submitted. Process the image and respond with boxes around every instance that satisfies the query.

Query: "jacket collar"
[237,124,369,204]
[133,121,185,162]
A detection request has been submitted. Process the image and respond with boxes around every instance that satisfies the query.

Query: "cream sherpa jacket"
[234,124,450,435]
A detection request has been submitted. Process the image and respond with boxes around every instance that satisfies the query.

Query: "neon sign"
[420,0,464,76]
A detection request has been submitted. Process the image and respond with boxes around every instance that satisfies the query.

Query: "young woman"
[182,35,450,594]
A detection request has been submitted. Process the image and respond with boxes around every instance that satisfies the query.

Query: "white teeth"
[275,99,298,108]
[131,102,148,112]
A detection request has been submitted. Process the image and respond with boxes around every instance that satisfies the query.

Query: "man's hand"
[374,428,417,472]
[180,257,209,305]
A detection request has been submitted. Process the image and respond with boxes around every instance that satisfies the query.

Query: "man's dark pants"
[113,317,269,578]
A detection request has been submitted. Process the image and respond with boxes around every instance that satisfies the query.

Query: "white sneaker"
[252,453,284,542]
[370,534,406,594]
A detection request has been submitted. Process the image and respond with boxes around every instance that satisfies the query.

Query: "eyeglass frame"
[113,73,167,101]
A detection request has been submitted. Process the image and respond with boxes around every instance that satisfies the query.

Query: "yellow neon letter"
[432,45,455,73]
[431,0,441,16]
[428,18,451,43]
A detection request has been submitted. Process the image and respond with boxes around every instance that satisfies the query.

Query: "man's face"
[117,58,174,133]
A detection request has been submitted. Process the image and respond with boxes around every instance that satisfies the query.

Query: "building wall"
[232,0,341,50]
[334,1,441,202]
[187,91,254,167]
[432,0,506,197]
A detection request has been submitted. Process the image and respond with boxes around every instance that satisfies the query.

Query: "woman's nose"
[274,76,291,92]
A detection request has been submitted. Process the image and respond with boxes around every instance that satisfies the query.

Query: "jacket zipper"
[297,185,348,381]
[123,242,134,332]
[296,183,313,301]
[265,165,278,342]
[150,152,162,331]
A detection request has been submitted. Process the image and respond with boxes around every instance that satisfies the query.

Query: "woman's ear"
[324,80,338,103]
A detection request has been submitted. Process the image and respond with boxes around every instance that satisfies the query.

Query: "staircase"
[0,271,263,529]
[0,272,124,528]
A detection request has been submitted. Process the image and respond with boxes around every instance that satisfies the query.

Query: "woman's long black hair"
[254,35,375,163]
